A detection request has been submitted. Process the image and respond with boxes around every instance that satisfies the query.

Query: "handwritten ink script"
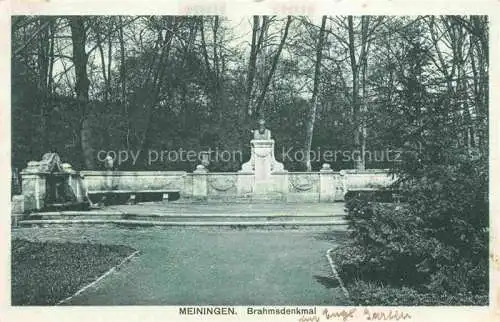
[298,308,411,322]
[323,308,357,321]
[363,308,412,320]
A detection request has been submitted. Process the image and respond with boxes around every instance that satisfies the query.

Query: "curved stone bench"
[87,189,180,205]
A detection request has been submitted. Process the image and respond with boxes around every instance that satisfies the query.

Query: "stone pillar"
[105,170,114,190]
[21,161,48,212]
[253,140,287,194]
[192,165,208,200]
[319,163,336,202]
[62,163,84,202]
[238,145,256,197]
[71,174,84,202]
[237,173,254,197]
[240,139,287,198]
[253,140,272,193]
[11,195,24,214]
[272,172,288,195]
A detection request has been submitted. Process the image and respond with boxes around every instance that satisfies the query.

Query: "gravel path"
[12,226,349,305]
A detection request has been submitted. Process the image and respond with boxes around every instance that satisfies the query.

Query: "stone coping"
[194,172,247,176]
[80,171,188,176]
[271,171,338,175]
[24,169,391,176]
[339,169,391,174]
[77,171,339,176]
[285,171,335,174]
[21,171,81,176]
[87,189,180,194]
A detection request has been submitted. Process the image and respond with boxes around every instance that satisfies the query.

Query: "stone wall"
[80,171,188,191]
[15,142,396,213]
[16,167,395,213]
[340,169,396,191]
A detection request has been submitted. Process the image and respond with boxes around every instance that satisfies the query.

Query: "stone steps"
[17,219,347,228]
[203,196,287,203]
[16,202,349,229]
[22,211,346,223]
[17,209,348,228]
[112,201,347,213]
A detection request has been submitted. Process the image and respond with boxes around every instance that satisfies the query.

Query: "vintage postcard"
[1,0,499,321]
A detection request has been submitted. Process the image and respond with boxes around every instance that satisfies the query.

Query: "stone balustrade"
[16,165,395,213]
[14,140,396,213]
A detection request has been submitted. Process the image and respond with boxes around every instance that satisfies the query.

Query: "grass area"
[11,228,343,305]
[11,238,136,305]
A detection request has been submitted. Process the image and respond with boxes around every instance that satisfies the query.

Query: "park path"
[12,225,349,305]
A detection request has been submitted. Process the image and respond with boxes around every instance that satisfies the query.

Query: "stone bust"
[253,119,271,140]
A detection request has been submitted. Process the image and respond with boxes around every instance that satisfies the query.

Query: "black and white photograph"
[8,11,491,315]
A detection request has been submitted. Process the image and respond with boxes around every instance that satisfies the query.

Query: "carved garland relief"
[289,175,318,192]
[208,176,236,192]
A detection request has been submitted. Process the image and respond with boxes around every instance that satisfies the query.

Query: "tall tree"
[304,16,327,171]
[253,16,292,117]
[69,16,94,169]
[246,16,269,117]
[10,15,488,173]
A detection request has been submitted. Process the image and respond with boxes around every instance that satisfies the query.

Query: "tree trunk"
[212,17,220,82]
[134,17,176,166]
[69,16,94,169]
[199,17,212,85]
[119,16,126,103]
[304,16,327,171]
[472,16,488,154]
[347,15,373,170]
[47,19,55,95]
[38,17,51,152]
[246,16,260,116]
[118,17,130,150]
[96,34,108,102]
[254,16,292,117]
[107,25,113,101]
[347,16,363,170]
[359,17,370,170]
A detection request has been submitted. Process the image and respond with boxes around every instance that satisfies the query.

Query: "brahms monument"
[240,119,286,195]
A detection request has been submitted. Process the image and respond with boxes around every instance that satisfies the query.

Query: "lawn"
[11,238,136,305]
[11,227,346,305]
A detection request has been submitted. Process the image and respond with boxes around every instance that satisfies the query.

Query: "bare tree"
[253,16,292,117]
[69,16,94,169]
[246,16,269,117]
[329,16,383,170]
[304,16,327,171]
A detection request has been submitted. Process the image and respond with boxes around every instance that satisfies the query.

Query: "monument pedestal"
[239,139,286,195]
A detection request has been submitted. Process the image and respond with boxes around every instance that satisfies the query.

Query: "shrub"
[336,157,488,304]
[400,159,489,295]
[347,280,488,306]
[338,200,434,289]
